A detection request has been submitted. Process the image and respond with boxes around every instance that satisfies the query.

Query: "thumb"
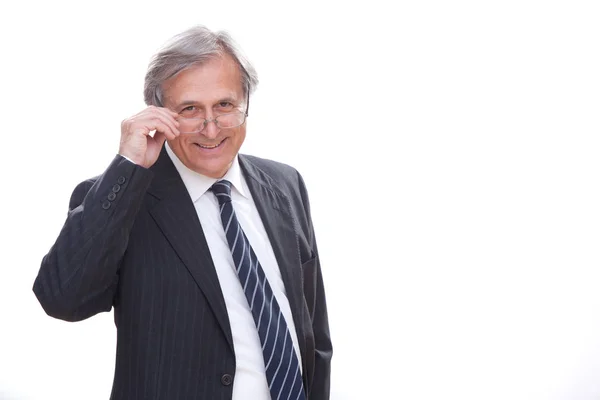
[143,131,168,168]
[149,131,168,148]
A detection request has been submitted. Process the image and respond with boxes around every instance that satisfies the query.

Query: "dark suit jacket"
[33,147,332,400]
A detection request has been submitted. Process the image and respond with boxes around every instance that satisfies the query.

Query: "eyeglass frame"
[175,91,250,134]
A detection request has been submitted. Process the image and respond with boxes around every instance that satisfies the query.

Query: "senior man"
[33,25,332,400]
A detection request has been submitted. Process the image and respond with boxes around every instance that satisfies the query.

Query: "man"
[33,25,332,400]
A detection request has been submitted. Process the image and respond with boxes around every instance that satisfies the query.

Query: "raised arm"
[33,105,180,322]
[33,155,153,321]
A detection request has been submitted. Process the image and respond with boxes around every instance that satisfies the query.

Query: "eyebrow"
[175,100,198,108]
[174,97,240,109]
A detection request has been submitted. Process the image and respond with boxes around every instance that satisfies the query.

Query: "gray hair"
[143,25,259,107]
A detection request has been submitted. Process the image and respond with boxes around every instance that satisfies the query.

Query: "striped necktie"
[211,180,306,400]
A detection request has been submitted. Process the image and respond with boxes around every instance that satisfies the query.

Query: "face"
[162,55,246,178]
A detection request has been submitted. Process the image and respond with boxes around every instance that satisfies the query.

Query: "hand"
[119,106,180,168]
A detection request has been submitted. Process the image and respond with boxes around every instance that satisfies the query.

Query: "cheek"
[170,136,195,158]
[231,127,246,144]
[174,135,194,149]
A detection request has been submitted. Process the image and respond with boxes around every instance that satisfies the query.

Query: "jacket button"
[112,184,121,193]
[108,192,116,201]
[221,374,233,386]
[102,200,111,210]
[117,176,126,184]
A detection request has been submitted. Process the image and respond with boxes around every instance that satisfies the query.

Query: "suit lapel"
[143,149,305,362]
[238,155,307,367]
[147,147,234,352]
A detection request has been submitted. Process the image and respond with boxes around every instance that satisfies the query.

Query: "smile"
[195,139,225,149]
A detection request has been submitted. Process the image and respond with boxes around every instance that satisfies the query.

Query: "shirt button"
[220,374,233,386]
[117,176,126,185]
[112,184,121,193]
[102,200,111,210]
[108,192,117,201]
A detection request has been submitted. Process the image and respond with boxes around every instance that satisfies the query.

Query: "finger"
[150,130,168,147]
[160,106,181,119]
[145,119,178,140]
[146,109,180,136]
[138,115,178,139]
[154,107,181,133]
[144,105,180,125]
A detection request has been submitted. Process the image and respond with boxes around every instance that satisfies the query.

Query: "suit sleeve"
[33,155,153,322]
[297,172,333,400]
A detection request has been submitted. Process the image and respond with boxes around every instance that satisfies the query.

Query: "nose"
[201,113,219,139]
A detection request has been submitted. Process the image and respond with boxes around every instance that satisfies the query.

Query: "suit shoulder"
[239,154,309,195]
[73,174,101,193]
[69,176,99,211]
[239,153,312,211]
[239,153,311,201]
[240,154,300,179]
[240,154,317,248]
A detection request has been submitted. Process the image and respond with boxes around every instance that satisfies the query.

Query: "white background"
[1,1,599,399]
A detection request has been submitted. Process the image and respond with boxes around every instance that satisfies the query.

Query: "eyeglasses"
[177,111,247,134]
[176,92,250,135]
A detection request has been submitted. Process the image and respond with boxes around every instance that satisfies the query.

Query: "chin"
[195,161,231,178]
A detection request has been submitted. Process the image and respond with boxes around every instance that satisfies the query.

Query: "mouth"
[194,138,226,149]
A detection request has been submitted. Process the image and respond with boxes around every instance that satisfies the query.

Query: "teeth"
[198,142,220,149]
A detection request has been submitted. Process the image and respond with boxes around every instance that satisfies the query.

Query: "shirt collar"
[165,142,249,203]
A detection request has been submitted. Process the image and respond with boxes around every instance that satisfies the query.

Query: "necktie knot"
[211,180,232,205]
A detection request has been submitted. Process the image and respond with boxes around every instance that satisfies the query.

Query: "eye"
[179,105,200,117]
[217,102,234,109]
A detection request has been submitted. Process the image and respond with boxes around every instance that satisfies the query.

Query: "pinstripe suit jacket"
[33,147,332,400]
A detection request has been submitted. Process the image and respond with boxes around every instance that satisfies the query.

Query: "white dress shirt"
[165,143,302,400]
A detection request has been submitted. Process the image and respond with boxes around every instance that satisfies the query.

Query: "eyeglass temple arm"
[245,90,250,116]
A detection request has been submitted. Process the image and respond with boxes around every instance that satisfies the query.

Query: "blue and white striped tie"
[212,180,306,400]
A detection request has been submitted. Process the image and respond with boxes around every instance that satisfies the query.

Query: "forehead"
[162,55,244,105]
